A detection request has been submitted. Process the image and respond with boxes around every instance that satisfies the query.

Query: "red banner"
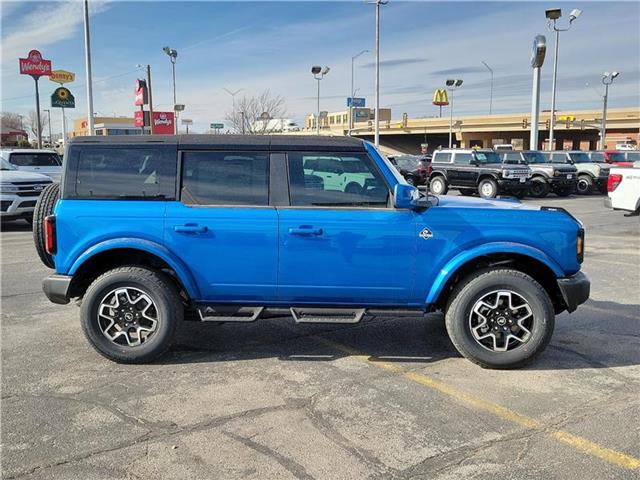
[19,49,52,77]
[134,110,145,127]
[152,112,174,134]
[134,79,148,106]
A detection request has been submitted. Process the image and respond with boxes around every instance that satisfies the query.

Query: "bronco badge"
[419,227,433,240]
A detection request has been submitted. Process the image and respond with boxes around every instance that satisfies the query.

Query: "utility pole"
[530,35,547,150]
[83,0,95,135]
[43,109,52,145]
[349,50,368,135]
[146,65,154,134]
[481,61,493,115]
[370,0,388,147]
[600,72,619,149]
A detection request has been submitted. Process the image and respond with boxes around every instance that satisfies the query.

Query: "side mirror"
[394,183,419,209]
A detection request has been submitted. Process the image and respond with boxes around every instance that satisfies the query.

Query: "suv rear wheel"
[33,183,60,268]
[478,178,498,199]
[80,266,182,363]
[429,176,448,195]
[529,177,550,198]
[445,268,555,369]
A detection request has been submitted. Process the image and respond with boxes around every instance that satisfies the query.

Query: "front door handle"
[174,224,208,234]
[288,226,323,236]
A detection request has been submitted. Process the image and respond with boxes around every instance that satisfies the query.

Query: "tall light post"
[136,64,154,134]
[311,66,330,136]
[349,49,368,135]
[82,0,95,135]
[368,0,388,147]
[600,71,619,149]
[545,7,582,151]
[43,109,52,145]
[445,79,463,148]
[163,46,178,134]
[530,35,547,150]
[481,61,493,115]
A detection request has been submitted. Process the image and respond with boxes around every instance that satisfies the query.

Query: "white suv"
[0,149,62,183]
[605,162,640,216]
[1,158,53,224]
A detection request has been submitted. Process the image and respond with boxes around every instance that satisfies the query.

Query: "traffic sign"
[181,119,193,125]
[210,123,224,129]
[347,97,365,108]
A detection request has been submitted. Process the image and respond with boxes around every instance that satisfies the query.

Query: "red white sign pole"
[19,49,52,148]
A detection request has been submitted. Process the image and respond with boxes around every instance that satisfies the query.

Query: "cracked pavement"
[1,195,639,479]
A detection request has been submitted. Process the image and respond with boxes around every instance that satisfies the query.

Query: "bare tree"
[225,89,286,134]
[26,110,49,139]
[1,112,24,130]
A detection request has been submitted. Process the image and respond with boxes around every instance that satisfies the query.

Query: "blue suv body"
[39,135,589,368]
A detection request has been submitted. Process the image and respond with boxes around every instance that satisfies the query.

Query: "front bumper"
[498,178,530,191]
[42,274,72,305]
[0,194,40,218]
[549,176,577,187]
[557,271,590,313]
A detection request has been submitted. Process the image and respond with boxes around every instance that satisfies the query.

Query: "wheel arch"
[67,240,200,301]
[477,173,499,183]
[429,170,448,182]
[426,244,567,313]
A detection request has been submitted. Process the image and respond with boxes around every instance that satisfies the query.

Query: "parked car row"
[0,149,62,224]
[388,148,639,199]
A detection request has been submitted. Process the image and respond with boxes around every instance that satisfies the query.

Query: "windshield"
[9,152,61,167]
[473,151,501,164]
[1,158,16,171]
[395,156,421,169]
[522,152,547,164]
[568,152,592,164]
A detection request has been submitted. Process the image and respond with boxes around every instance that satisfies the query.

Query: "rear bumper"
[42,274,72,305]
[557,271,590,313]
[604,197,613,209]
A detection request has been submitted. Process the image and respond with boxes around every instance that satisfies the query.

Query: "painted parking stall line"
[313,335,640,471]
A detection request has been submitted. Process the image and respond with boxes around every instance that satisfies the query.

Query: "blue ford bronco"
[35,135,589,368]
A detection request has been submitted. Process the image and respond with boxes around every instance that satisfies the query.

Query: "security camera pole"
[368,0,388,147]
[311,66,330,136]
[445,79,463,148]
[600,71,619,149]
[530,35,547,149]
[83,0,95,135]
[545,7,582,151]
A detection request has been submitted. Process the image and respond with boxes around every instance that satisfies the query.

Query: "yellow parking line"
[313,336,640,471]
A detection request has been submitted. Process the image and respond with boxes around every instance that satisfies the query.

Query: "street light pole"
[546,8,581,151]
[600,71,619,150]
[163,47,178,134]
[446,79,463,148]
[481,61,493,115]
[349,49,368,135]
[311,66,330,136]
[43,109,52,145]
[371,0,388,147]
[223,88,243,133]
[82,0,95,135]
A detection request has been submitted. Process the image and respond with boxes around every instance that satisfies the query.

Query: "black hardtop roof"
[69,134,367,152]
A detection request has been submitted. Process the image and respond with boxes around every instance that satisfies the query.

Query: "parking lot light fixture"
[312,66,330,135]
[545,7,582,151]
[163,46,178,134]
[446,79,463,148]
[600,71,620,149]
[349,50,369,135]
[367,0,388,147]
[481,61,494,115]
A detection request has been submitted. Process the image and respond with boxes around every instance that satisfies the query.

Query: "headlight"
[0,183,19,193]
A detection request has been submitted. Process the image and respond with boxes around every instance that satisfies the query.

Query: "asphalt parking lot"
[1,194,639,480]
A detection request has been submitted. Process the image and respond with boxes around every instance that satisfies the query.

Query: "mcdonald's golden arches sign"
[432,89,449,106]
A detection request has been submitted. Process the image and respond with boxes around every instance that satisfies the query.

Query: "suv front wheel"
[80,266,182,363]
[478,178,498,199]
[429,176,448,195]
[445,268,555,369]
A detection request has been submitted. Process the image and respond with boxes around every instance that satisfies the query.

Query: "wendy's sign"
[19,50,52,77]
[152,112,174,134]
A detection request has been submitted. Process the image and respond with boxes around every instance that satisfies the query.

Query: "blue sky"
[2,0,638,134]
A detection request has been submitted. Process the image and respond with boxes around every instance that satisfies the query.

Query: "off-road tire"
[445,268,555,369]
[529,177,550,198]
[80,266,182,364]
[478,178,498,199]
[429,176,448,195]
[33,183,60,268]
[576,175,594,195]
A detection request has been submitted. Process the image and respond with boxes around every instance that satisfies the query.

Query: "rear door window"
[433,152,451,163]
[454,153,473,164]
[72,147,176,199]
[181,151,269,206]
[503,152,521,164]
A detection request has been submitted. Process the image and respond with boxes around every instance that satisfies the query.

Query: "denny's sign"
[49,70,75,84]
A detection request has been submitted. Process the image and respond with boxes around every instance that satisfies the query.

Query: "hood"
[537,162,577,171]
[0,169,53,183]
[435,194,538,211]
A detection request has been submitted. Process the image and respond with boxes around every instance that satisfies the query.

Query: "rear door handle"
[174,224,208,233]
[288,226,323,236]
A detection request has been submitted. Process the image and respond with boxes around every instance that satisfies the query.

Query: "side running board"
[290,307,366,324]
[198,306,264,322]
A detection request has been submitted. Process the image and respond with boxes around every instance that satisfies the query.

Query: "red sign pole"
[33,75,42,148]
[19,50,52,148]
